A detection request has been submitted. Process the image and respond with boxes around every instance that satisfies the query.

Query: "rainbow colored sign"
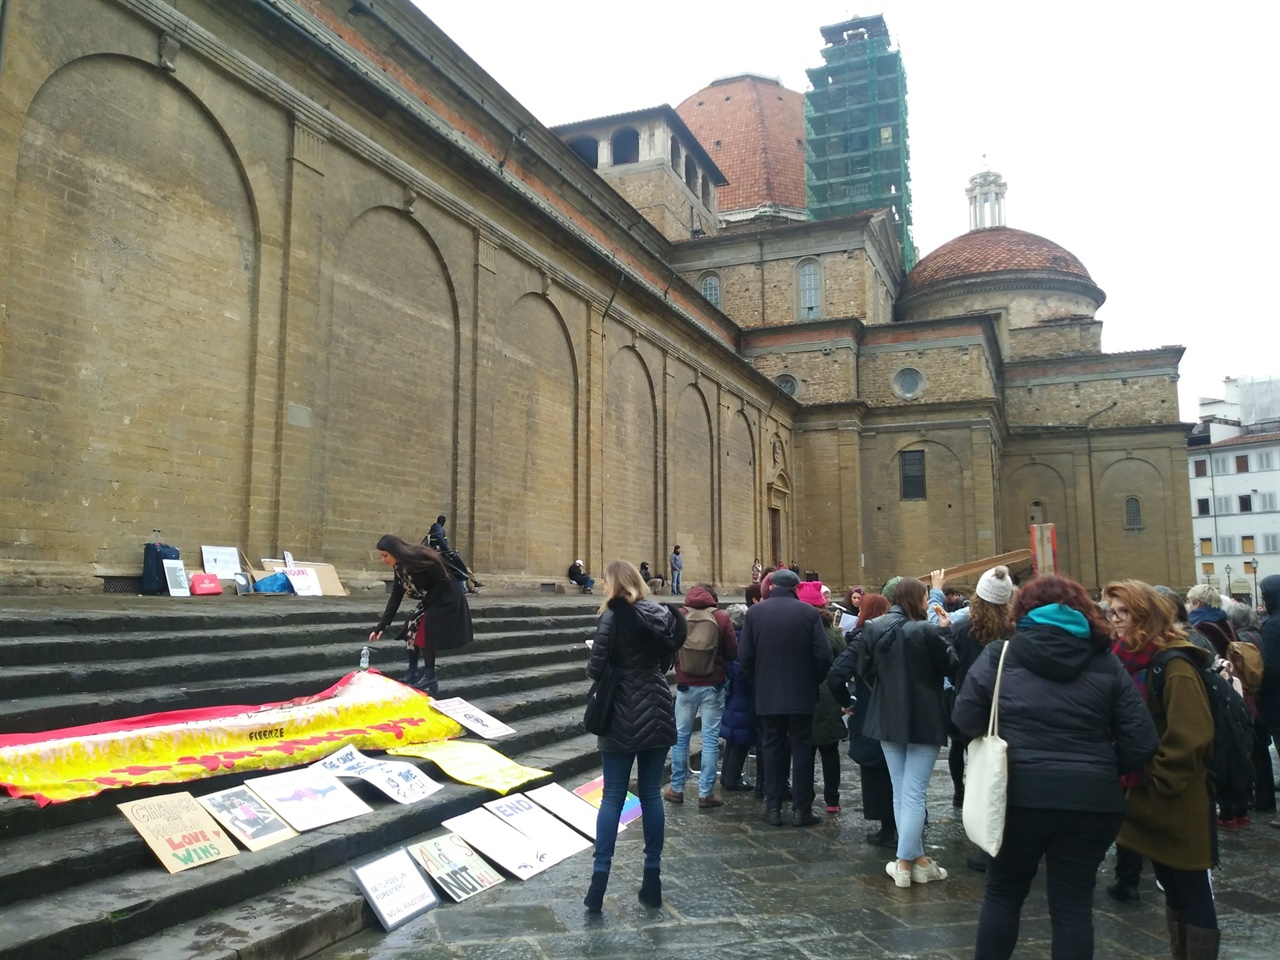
[572,775,641,826]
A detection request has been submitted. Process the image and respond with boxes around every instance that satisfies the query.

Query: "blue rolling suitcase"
[142,540,180,595]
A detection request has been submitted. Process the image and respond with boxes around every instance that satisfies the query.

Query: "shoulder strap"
[1150,647,1199,706]
[987,640,1011,738]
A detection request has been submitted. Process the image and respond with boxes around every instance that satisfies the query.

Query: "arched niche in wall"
[1099,456,1169,586]
[603,345,658,565]
[673,384,714,578]
[1003,462,1072,577]
[723,410,756,582]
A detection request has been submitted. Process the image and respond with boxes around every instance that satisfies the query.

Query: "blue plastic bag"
[253,571,294,594]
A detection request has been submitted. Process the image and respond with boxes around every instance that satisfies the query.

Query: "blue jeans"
[670,685,725,797]
[672,570,682,594]
[573,576,595,592]
[594,747,666,874]
[880,741,940,861]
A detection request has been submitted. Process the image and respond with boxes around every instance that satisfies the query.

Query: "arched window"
[669,136,680,172]
[797,259,822,319]
[1124,497,1142,528]
[566,136,598,169]
[610,128,639,165]
[700,272,721,308]
[701,175,713,210]
[684,155,697,191]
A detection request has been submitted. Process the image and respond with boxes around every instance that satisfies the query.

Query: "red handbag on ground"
[189,573,223,596]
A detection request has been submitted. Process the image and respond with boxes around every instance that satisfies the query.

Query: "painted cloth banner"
[0,672,463,805]
[389,740,549,795]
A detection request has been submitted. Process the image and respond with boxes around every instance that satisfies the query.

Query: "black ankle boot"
[416,671,439,696]
[638,867,661,908]
[584,870,608,913]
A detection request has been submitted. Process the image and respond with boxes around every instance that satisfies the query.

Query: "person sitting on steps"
[568,560,595,594]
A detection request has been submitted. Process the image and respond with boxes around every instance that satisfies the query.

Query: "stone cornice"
[897,271,1106,315]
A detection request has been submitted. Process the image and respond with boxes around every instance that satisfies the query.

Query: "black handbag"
[583,617,621,735]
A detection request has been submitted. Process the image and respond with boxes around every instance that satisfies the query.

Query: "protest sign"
[280,567,322,597]
[440,807,551,880]
[117,791,238,873]
[351,848,439,931]
[389,740,549,795]
[246,769,372,831]
[526,782,613,839]
[198,784,297,851]
[162,559,190,597]
[573,775,642,826]
[312,745,442,804]
[483,793,591,865]
[428,697,516,740]
[407,832,504,902]
[200,546,241,578]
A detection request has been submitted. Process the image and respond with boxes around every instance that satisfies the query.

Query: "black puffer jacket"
[952,623,1158,813]
[587,598,687,752]
[1260,575,1280,727]
[857,608,957,746]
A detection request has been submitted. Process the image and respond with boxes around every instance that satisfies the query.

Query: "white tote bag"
[962,640,1011,857]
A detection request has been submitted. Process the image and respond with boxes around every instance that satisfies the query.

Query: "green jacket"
[811,625,848,745]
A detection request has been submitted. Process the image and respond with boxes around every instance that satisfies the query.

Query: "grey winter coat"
[587,598,687,753]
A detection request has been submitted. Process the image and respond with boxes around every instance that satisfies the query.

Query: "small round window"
[774,374,800,397]
[891,366,926,401]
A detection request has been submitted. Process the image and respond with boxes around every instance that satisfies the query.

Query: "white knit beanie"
[976,565,1013,605]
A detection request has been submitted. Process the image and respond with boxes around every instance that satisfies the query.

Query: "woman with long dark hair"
[858,577,957,886]
[369,534,473,695]
[954,575,1157,960]
[1104,579,1219,959]
[583,560,686,914]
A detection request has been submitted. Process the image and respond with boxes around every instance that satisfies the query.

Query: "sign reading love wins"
[117,791,239,873]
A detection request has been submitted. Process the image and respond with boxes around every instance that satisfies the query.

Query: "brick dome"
[902,226,1093,297]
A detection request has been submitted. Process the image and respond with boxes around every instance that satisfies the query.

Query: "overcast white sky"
[416,0,1276,421]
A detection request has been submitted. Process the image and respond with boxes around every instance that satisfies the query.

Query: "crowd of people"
[579,557,1280,960]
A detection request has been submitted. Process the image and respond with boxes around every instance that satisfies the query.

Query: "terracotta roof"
[1207,431,1280,449]
[903,226,1093,297]
[676,75,806,213]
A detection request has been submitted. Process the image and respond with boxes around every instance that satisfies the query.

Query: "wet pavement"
[311,754,1280,959]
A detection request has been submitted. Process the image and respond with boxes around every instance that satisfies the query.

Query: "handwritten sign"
[281,567,322,597]
[312,745,442,804]
[245,769,372,831]
[389,740,549,795]
[573,775,642,826]
[440,807,551,880]
[118,791,238,873]
[351,848,439,931]
[407,833,504,902]
[483,793,591,865]
[197,785,297,852]
[200,546,242,578]
[428,697,516,740]
[526,782,612,839]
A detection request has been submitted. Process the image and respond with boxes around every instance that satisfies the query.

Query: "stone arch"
[321,206,458,559]
[1,53,258,567]
[723,410,756,583]
[880,438,967,576]
[1003,461,1072,576]
[1099,456,1169,585]
[673,384,714,580]
[474,293,578,574]
[603,346,658,565]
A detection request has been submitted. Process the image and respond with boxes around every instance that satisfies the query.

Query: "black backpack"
[1150,648,1255,802]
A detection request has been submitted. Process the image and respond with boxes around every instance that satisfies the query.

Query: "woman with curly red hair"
[953,575,1157,960]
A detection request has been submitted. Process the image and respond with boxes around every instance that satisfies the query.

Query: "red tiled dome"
[676,75,806,214]
[903,226,1093,297]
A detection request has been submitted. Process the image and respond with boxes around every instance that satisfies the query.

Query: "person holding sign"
[370,535,473,696]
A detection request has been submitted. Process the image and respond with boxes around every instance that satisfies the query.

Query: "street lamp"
[1224,564,1232,600]
[1254,564,1260,609]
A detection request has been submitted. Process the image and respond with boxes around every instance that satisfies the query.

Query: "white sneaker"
[911,859,948,883]
[885,860,912,888]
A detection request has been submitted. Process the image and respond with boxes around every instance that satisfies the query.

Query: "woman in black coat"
[583,560,686,914]
[369,534,473,696]
[953,575,1158,960]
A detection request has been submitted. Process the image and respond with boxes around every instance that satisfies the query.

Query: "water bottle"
[359,646,370,671]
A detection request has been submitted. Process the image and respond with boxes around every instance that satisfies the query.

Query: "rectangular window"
[1242,535,1256,554]
[1212,456,1230,475]
[1217,535,1236,554]
[1236,454,1250,473]
[900,450,926,500]
[1196,498,1210,516]
[1266,534,1280,553]
[1193,459,1208,477]
[1200,537,1213,556]
[1214,496,1232,515]
[1240,494,1253,512]
[1202,562,1215,576]
[1259,451,1275,470]
[798,262,821,319]
[1261,492,1278,512]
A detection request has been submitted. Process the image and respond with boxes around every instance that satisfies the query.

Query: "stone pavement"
[311,755,1280,960]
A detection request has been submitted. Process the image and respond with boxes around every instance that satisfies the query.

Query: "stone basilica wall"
[0,0,792,592]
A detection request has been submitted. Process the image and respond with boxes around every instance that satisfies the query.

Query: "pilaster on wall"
[585,295,606,572]
[970,425,999,557]
[271,116,328,557]
[838,426,863,588]
[1072,447,1100,592]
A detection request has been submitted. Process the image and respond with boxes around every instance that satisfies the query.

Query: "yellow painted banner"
[0,672,463,804]
[389,740,550,795]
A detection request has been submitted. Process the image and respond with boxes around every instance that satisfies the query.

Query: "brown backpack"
[679,609,721,677]
[1227,640,1264,694]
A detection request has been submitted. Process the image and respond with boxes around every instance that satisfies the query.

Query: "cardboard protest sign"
[482,793,591,865]
[351,848,439,931]
[246,769,372,831]
[162,559,190,597]
[573,775,642,826]
[280,567,322,597]
[117,791,238,873]
[200,546,241,578]
[440,807,552,880]
[389,740,549,795]
[407,832,504,902]
[526,782,613,839]
[428,697,516,740]
[198,785,297,852]
[312,745,442,804]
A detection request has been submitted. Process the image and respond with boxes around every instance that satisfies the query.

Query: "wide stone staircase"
[0,596,613,960]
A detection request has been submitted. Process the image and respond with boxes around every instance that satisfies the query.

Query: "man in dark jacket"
[739,569,832,827]
[1259,574,1280,829]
